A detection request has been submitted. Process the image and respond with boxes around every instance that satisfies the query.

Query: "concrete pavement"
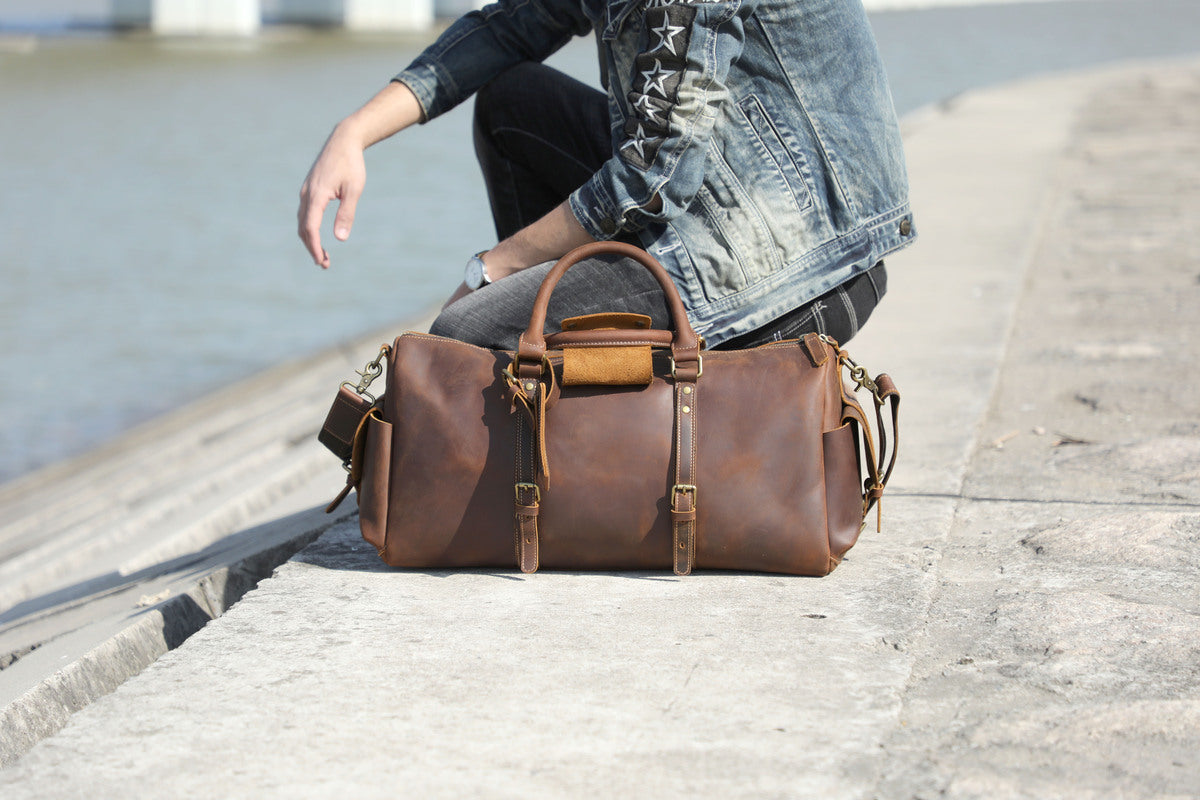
[0,319,432,762]
[1,57,1198,796]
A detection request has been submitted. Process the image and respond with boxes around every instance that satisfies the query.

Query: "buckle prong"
[670,356,703,380]
[515,482,541,504]
[671,484,697,511]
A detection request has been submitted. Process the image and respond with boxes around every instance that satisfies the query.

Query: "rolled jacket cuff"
[568,179,623,241]
[392,64,445,123]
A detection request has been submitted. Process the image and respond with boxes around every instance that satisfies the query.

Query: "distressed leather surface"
[356,334,872,575]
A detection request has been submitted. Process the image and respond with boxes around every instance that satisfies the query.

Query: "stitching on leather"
[819,385,833,574]
[689,381,697,570]
[674,383,684,572]
[671,376,697,574]
[556,339,667,348]
[514,412,524,564]
[404,331,514,357]
[527,389,539,570]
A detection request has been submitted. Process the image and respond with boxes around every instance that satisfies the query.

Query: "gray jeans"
[429,252,885,350]
[430,253,672,350]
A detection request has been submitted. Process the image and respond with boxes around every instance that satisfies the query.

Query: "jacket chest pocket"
[736,94,815,215]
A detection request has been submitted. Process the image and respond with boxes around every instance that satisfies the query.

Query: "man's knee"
[428,294,517,350]
[428,303,467,341]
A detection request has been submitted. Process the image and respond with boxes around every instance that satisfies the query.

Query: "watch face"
[465,255,487,290]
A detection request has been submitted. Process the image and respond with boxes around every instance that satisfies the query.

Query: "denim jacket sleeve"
[393,0,592,122]
[570,0,753,240]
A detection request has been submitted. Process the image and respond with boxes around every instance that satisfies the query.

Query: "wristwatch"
[464,251,492,291]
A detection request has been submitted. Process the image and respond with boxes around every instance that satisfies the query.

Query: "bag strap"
[821,335,901,530]
[866,374,901,526]
[671,365,699,575]
[507,371,545,574]
[506,243,701,573]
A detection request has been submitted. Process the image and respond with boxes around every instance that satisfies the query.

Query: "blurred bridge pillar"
[277,0,434,31]
[112,0,262,35]
[434,0,488,18]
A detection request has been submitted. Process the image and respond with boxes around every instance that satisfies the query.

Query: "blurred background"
[0,0,1198,483]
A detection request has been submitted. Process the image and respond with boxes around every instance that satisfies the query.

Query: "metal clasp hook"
[340,344,389,403]
[819,334,882,403]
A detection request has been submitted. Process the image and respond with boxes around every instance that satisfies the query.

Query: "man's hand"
[296,81,425,269]
[298,125,367,269]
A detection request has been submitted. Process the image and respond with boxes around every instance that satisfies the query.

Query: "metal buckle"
[504,354,553,389]
[515,482,541,504]
[670,356,703,380]
[671,484,697,511]
[343,344,389,402]
[821,336,883,403]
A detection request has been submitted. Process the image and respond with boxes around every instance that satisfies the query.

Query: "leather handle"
[516,242,701,376]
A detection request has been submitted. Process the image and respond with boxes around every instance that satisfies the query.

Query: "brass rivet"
[525,381,536,391]
[682,405,691,414]
[679,542,686,549]
[525,537,532,544]
[682,386,692,395]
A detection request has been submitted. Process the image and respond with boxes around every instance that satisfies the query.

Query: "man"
[299,0,915,349]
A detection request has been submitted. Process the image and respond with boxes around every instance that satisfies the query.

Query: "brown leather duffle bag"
[321,242,898,576]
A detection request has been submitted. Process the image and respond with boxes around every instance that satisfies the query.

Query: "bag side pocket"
[357,415,392,556]
[822,422,864,570]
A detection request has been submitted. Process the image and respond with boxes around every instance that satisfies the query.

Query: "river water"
[1,0,1198,482]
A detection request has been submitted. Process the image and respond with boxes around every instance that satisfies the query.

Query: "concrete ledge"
[0,512,333,765]
[0,317,432,765]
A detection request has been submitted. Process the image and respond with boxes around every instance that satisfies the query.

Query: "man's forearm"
[337,80,425,149]
[484,200,598,279]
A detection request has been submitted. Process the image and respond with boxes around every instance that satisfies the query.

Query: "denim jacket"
[397,0,915,345]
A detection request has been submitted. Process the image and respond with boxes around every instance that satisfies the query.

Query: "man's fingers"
[333,187,360,242]
[299,189,332,268]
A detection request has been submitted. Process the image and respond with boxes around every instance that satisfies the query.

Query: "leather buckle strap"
[512,378,545,574]
[515,480,540,573]
[672,377,699,575]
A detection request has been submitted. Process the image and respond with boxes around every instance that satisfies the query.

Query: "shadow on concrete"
[296,513,774,582]
[0,506,343,645]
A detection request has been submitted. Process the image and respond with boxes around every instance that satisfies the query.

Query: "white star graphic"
[623,123,661,162]
[649,18,686,56]
[633,93,665,125]
[639,59,676,98]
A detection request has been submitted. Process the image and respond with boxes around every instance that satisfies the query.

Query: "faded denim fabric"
[396,0,915,346]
